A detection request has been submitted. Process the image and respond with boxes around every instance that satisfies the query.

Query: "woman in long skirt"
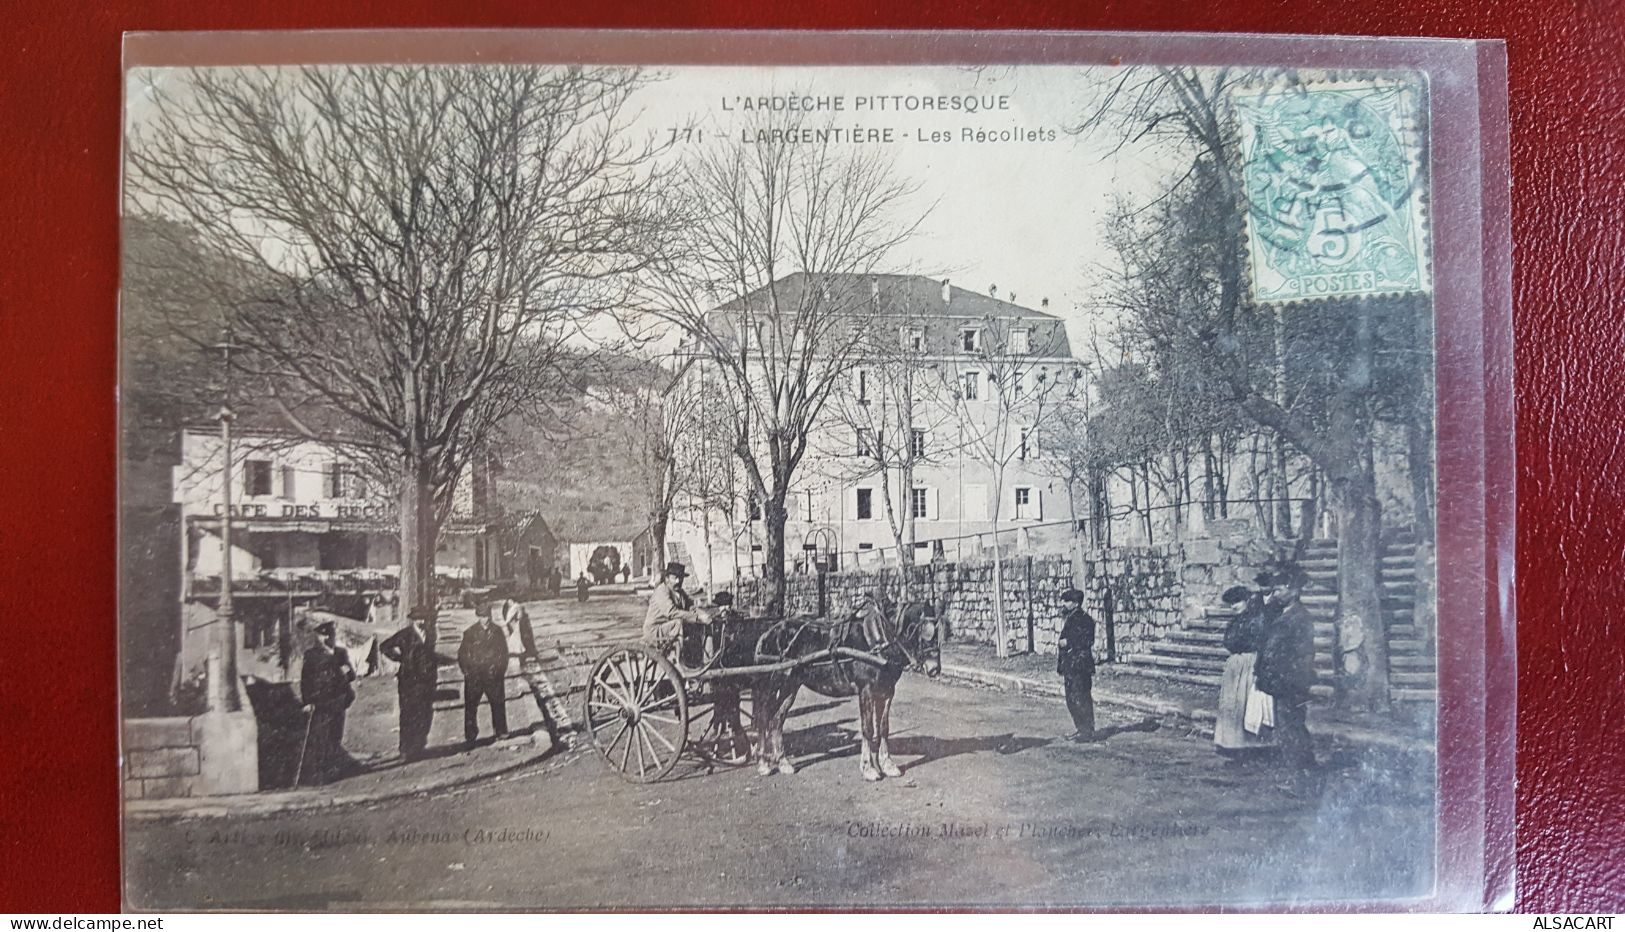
[1213,586,1277,756]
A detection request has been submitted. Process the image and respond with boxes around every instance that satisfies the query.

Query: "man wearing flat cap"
[380,606,449,761]
[459,603,511,748]
[1056,588,1098,741]
[299,619,356,784]
[643,561,702,646]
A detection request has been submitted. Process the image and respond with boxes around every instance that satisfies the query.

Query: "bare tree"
[939,317,1083,657]
[603,355,702,572]
[1075,66,1433,710]
[814,283,964,590]
[126,64,678,627]
[641,109,926,614]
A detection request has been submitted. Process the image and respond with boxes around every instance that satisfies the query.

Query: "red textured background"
[0,0,1619,914]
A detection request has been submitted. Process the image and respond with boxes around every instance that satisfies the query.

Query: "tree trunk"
[651,509,670,578]
[990,470,1010,658]
[764,492,789,616]
[1332,467,1389,712]
[1406,413,1436,545]
[1273,434,1292,539]
[398,457,438,645]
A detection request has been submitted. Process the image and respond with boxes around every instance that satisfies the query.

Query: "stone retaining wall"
[731,518,1283,662]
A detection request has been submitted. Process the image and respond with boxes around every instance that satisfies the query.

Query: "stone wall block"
[128,747,199,779]
[125,717,193,749]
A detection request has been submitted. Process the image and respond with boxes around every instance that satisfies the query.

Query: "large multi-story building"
[664,273,1082,589]
[172,425,557,600]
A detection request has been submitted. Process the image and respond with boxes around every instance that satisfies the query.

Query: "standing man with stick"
[298,620,356,785]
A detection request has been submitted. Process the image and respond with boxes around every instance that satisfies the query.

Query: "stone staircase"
[1115,535,1436,705]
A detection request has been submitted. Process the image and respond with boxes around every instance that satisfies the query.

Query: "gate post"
[1104,587,1117,664]
[816,564,828,617]
[1025,556,1036,654]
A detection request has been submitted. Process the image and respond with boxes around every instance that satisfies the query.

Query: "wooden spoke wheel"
[689,685,755,767]
[583,645,688,783]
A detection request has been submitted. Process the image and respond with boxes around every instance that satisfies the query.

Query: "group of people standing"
[1212,562,1319,778]
[294,598,568,786]
[1052,560,1319,788]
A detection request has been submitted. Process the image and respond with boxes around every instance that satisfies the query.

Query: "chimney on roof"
[941,279,951,304]
[1042,297,1049,309]
[870,277,880,301]
[990,284,998,299]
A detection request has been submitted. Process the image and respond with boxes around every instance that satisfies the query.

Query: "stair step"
[1149,642,1229,662]
[1123,652,1214,671]
[1109,663,1222,690]
[1389,655,1437,670]
[1389,671,1438,687]
[1390,687,1438,703]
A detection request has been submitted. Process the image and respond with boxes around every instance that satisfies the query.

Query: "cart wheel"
[583,645,688,783]
[690,687,755,767]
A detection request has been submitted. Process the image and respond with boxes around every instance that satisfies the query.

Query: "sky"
[619,65,1183,349]
[125,64,1189,355]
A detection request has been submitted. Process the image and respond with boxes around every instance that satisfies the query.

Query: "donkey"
[750,594,942,782]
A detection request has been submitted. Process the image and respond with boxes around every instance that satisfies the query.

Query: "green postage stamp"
[1231,77,1432,305]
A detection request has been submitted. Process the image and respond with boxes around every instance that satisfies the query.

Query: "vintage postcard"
[119,31,1505,910]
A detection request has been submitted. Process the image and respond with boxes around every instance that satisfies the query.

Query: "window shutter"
[1034,488,1044,520]
[925,487,938,520]
[281,465,296,500]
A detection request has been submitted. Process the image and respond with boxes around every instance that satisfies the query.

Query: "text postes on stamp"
[1231,77,1431,305]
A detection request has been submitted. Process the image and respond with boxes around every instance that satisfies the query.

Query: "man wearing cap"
[643,561,702,645]
[1056,588,1098,741]
[458,603,511,748]
[299,619,356,784]
[380,606,447,761]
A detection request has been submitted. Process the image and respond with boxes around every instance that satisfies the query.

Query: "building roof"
[702,273,1073,358]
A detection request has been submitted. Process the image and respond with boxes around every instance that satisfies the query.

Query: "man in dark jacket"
[298,620,356,785]
[459,603,511,747]
[1056,588,1097,741]
[380,607,445,761]
[1254,564,1319,777]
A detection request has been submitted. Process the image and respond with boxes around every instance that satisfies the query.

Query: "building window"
[1019,428,1032,460]
[911,487,928,519]
[857,427,875,457]
[324,461,366,499]
[960,371,980,401]
[279,465,297,500]
[1012,372,1025,399]
[804,489,815,522]
[1010,328,1031,355]
[856,488,874,520]
[900,326,924,352]
[748,495,762,522]
[856,369,870,405]
[858,542,874,551]
[909,428,926,457]
[959,327,981,352]
[244,459,272,497]
[1015,486,1042,520]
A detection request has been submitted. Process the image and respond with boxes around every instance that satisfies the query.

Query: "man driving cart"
[643,561,713,666]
